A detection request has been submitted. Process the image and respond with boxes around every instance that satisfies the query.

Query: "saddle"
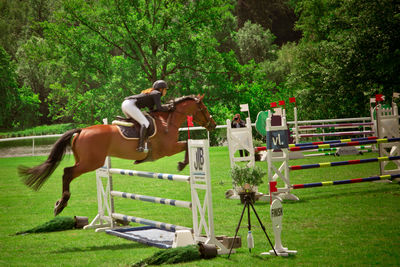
[113,114,156,140]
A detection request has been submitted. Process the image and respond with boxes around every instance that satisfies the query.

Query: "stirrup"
[136,143,148,153]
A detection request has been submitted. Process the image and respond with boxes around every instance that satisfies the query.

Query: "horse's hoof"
[54,199,68,216]
[177,162,187,171]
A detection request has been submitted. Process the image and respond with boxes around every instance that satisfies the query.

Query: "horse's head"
[192,94,216,131]
[171,95,216,131]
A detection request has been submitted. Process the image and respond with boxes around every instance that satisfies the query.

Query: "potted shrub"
[231,165,266,203]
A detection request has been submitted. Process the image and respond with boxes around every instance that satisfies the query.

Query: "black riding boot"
[137,125,148,152]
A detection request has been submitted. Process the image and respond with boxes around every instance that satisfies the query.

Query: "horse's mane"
[167,95,199,105]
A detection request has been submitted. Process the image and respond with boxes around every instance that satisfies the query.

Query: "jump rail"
[289,156,400,171]
[297,122,373,129]
[289,137,400,152]
[292,174,400,189]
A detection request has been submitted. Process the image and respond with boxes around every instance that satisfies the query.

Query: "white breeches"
[121,99,150,128]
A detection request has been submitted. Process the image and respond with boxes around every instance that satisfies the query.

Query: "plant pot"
[238,192,256,204]
[74,216,89,228]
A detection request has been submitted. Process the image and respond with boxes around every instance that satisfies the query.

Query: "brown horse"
[19,95,216,216]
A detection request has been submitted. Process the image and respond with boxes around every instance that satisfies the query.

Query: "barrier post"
[266,109,299,201]
[377,101,400,175]
[189,139,230,254]
[226,117,257,198]
[293,106,299,144]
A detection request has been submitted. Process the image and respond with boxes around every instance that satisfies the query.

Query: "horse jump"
[84,139,229,253]
[264,109,400,201]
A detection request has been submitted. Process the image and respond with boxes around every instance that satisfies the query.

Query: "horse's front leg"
[177,141,189,171]
[163,141,188,171]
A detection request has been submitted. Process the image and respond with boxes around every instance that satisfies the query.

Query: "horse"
[19,95,216,216]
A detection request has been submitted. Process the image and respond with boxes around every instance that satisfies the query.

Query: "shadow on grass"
[54,242,147,253]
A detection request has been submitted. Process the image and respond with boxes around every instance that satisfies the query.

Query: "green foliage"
[15,216,75,235]
[133,245,201,266]
[234,21,277,64]
[14,85,41,128]
[231,165,265,192]
[2,0,399,130]
[289,0,400,119]
[39,0,234,124]
[0,0,30,58]
[0,46,18,128]
[0,46,41,129]
[0,123,75,138]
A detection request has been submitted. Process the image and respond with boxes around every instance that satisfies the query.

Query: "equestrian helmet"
[152,80,168,91]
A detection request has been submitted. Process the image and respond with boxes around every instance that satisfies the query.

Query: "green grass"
[0,147,399,266]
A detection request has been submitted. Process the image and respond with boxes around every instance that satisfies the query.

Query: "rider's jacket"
[125,90,165,111]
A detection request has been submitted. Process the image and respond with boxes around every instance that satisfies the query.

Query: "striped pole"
[109,168,190,182]
[255,137,379,152]
[111,213,190,232]
[298,122,373,129]
[290,137,400,152]
[111,191,192,209]
[305,148,338,152]
[289,136,378,148]
[292,174,400,189]
[304,152,336,157]
[289,156,400,171]
[299,131,375,138]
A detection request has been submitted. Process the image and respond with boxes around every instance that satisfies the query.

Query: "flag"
[375,94,385,102]
[240,104,249,112]
[289,97,296,103]
[278,100,285,106]
[270,102,277,108]
[187,116,194,127]
[269,181,278,193]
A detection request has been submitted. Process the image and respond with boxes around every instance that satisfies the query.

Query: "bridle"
[163,97,213,130]
[193,99,213,129]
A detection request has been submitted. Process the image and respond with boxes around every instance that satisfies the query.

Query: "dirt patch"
[0,145,53,158]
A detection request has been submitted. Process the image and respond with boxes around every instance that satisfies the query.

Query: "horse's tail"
[19,128,82,191]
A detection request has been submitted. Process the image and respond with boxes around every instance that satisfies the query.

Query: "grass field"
[1,146,399,266]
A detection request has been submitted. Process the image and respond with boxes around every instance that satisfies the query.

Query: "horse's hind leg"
[54,166,74,216]
[54,160,104,216]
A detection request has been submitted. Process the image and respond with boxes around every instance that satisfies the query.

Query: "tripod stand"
[228,193,277,258]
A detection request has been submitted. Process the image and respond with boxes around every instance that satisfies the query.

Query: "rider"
[122,80,169,152]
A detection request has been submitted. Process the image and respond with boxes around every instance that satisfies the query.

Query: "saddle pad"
[116,115,156,140]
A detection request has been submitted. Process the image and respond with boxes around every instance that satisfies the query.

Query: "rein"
[152,97,212,131]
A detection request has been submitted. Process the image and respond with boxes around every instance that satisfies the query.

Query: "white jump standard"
[84,139,229,254]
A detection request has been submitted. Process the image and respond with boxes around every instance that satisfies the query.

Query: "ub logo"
[193,147,204,171]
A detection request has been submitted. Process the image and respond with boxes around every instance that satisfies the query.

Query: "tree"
[234,21,277,64]
[0,46,18,128]
[41,0,235,124]
[288,0,400,119]
[0,46,40,129]
[236,0,301,46]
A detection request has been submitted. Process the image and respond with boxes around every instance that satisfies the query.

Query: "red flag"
[187,116,193,139]
[187,116,194,127]
[375,94,384,102]
[278,100,285,106]
[289,97,296,103]
[269,181,278,193]
[270,102,277,108]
